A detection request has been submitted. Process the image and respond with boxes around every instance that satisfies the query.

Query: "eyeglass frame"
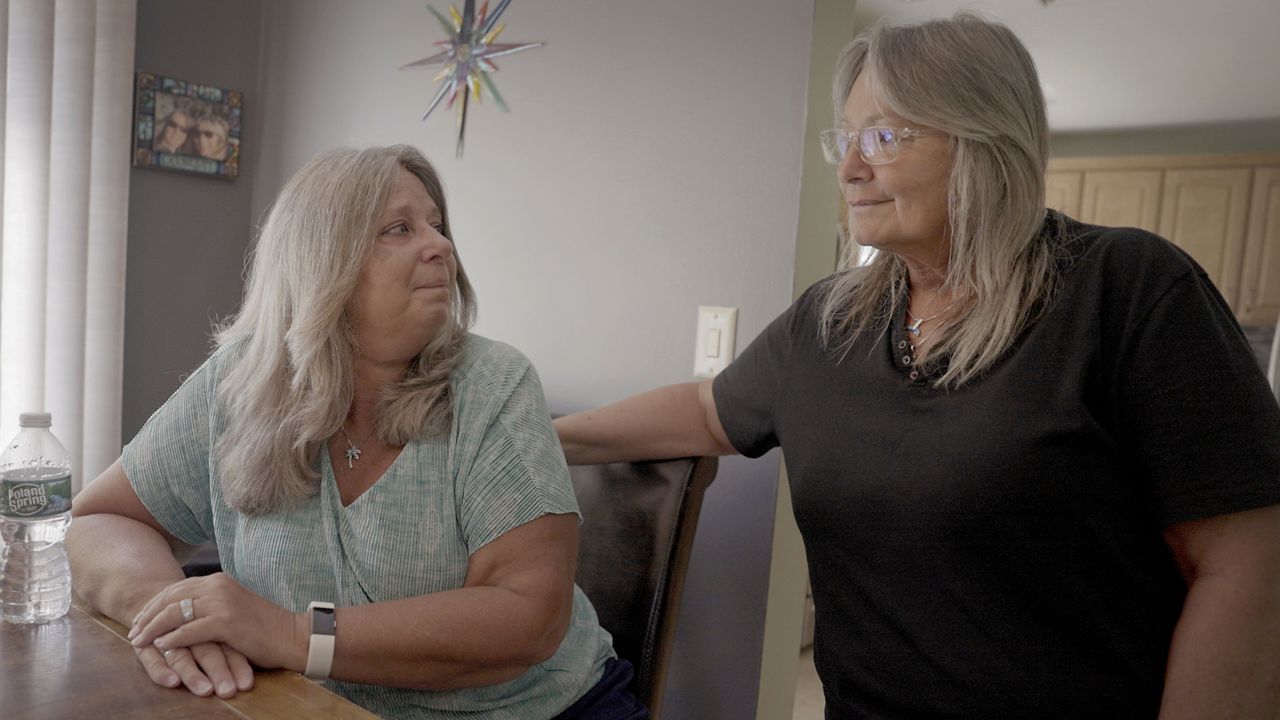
[819,126,930,166]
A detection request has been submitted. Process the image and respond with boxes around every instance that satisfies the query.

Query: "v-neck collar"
[320,441,410,510]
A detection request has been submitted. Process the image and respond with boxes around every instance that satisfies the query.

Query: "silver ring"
[163,648,178,661]
[179,597,195,623]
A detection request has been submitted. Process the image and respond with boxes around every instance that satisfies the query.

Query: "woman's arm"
[68,458,189,623]
[130,512,582,690]
[69,458,256,698]
[1158,503,1280,719]
[77,457,572,692]
[553,379,737,465]
[329,511,579,688]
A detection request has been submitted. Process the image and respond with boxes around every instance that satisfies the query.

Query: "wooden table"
[0,595,379,719]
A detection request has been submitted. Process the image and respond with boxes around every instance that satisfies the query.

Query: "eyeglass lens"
[823,127,901,165]
[859,128,896,163]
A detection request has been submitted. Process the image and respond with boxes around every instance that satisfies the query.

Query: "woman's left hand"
[134,639,255,698]
[127,572,306,672]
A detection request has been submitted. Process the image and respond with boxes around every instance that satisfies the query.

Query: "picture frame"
[131,71,242,179]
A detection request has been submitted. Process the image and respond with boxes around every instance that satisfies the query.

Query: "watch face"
[312,606,336,635]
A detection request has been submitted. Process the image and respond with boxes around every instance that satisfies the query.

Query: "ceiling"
[852,0,1280,132]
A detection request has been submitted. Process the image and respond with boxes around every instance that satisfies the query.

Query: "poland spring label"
[1,473,72,518]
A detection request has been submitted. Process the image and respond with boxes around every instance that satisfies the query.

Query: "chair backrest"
[569,456,718,720]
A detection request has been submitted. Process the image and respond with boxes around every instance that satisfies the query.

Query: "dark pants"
[553,658,649,720]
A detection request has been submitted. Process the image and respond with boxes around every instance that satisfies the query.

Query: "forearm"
[121,513,577,692]
[1158,572,1280,718]
[283,583,568,690]
[554,381,733,464]
[67,514,186,624]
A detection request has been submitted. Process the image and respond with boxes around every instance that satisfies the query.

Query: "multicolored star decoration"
[401,0,544,158]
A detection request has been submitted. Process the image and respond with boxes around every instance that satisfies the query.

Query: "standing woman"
[555,14,1280,719]
[69,145,644,719]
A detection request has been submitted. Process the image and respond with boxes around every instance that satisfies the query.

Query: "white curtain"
[0,0,136,492]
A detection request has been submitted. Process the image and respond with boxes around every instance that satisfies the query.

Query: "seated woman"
[68,145,645,720]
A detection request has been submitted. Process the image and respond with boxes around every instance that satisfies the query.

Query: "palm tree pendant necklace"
[339,426,377,468]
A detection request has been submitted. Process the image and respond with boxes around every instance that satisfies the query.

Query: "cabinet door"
[1238,167,1280,326]
[1080,170,1163,232]
[1158,168,1251,311]
[1045,171,1082,218]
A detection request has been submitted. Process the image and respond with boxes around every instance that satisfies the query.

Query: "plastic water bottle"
[0,412,73,624]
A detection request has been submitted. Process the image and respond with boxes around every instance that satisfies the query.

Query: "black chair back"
[569,456,718,719]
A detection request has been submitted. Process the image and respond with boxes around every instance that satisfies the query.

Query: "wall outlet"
[693,305,738,378]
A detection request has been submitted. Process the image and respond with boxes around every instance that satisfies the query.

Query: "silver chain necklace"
[338,425,377,469]
[905,299,958,336]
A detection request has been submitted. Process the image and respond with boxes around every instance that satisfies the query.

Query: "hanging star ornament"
[401,0,544,158]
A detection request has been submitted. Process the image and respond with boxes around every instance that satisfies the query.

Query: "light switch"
[694,305,738,378]
[706,329,722,358]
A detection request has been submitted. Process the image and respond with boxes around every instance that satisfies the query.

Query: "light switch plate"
[693,305,738,378]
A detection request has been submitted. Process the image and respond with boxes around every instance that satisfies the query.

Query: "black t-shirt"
[714,213,1280,719]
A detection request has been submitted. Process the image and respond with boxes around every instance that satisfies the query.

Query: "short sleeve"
[121,357,220,546]
[456,363,578,554]
[713,291,806,458]
[1118,269,1280,527]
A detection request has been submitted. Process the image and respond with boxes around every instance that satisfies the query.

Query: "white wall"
[253,1,815,716]
[253,2,808,404]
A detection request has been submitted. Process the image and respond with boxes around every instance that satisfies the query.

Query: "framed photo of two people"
[132,71,242,179]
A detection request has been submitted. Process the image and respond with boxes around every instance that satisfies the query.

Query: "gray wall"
[123,0,263,440]
[1050,118,1280,157]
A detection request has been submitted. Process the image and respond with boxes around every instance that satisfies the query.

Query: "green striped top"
[124,334,614,719]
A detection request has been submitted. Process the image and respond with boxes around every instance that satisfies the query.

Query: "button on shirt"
[890,307,938,385]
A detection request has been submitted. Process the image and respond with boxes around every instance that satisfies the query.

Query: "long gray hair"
[214,145,476,515]
[819,13,1059,387]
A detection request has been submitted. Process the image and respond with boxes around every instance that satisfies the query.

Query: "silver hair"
[819,13,1060,387]
[213,145,476,515]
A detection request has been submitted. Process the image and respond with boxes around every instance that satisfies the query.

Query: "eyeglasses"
[819,126,928,166]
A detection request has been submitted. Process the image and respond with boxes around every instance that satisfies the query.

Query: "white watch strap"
[304,601,336,681]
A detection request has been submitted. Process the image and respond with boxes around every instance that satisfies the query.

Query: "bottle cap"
[18,412,52,428]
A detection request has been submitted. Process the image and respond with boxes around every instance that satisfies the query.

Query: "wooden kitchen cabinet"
[1048,153,1280,325]
[1158,168,1251,312]
[1238,166,1280,326]
[1080,170,1163,233]
[1045,171,1082,218]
